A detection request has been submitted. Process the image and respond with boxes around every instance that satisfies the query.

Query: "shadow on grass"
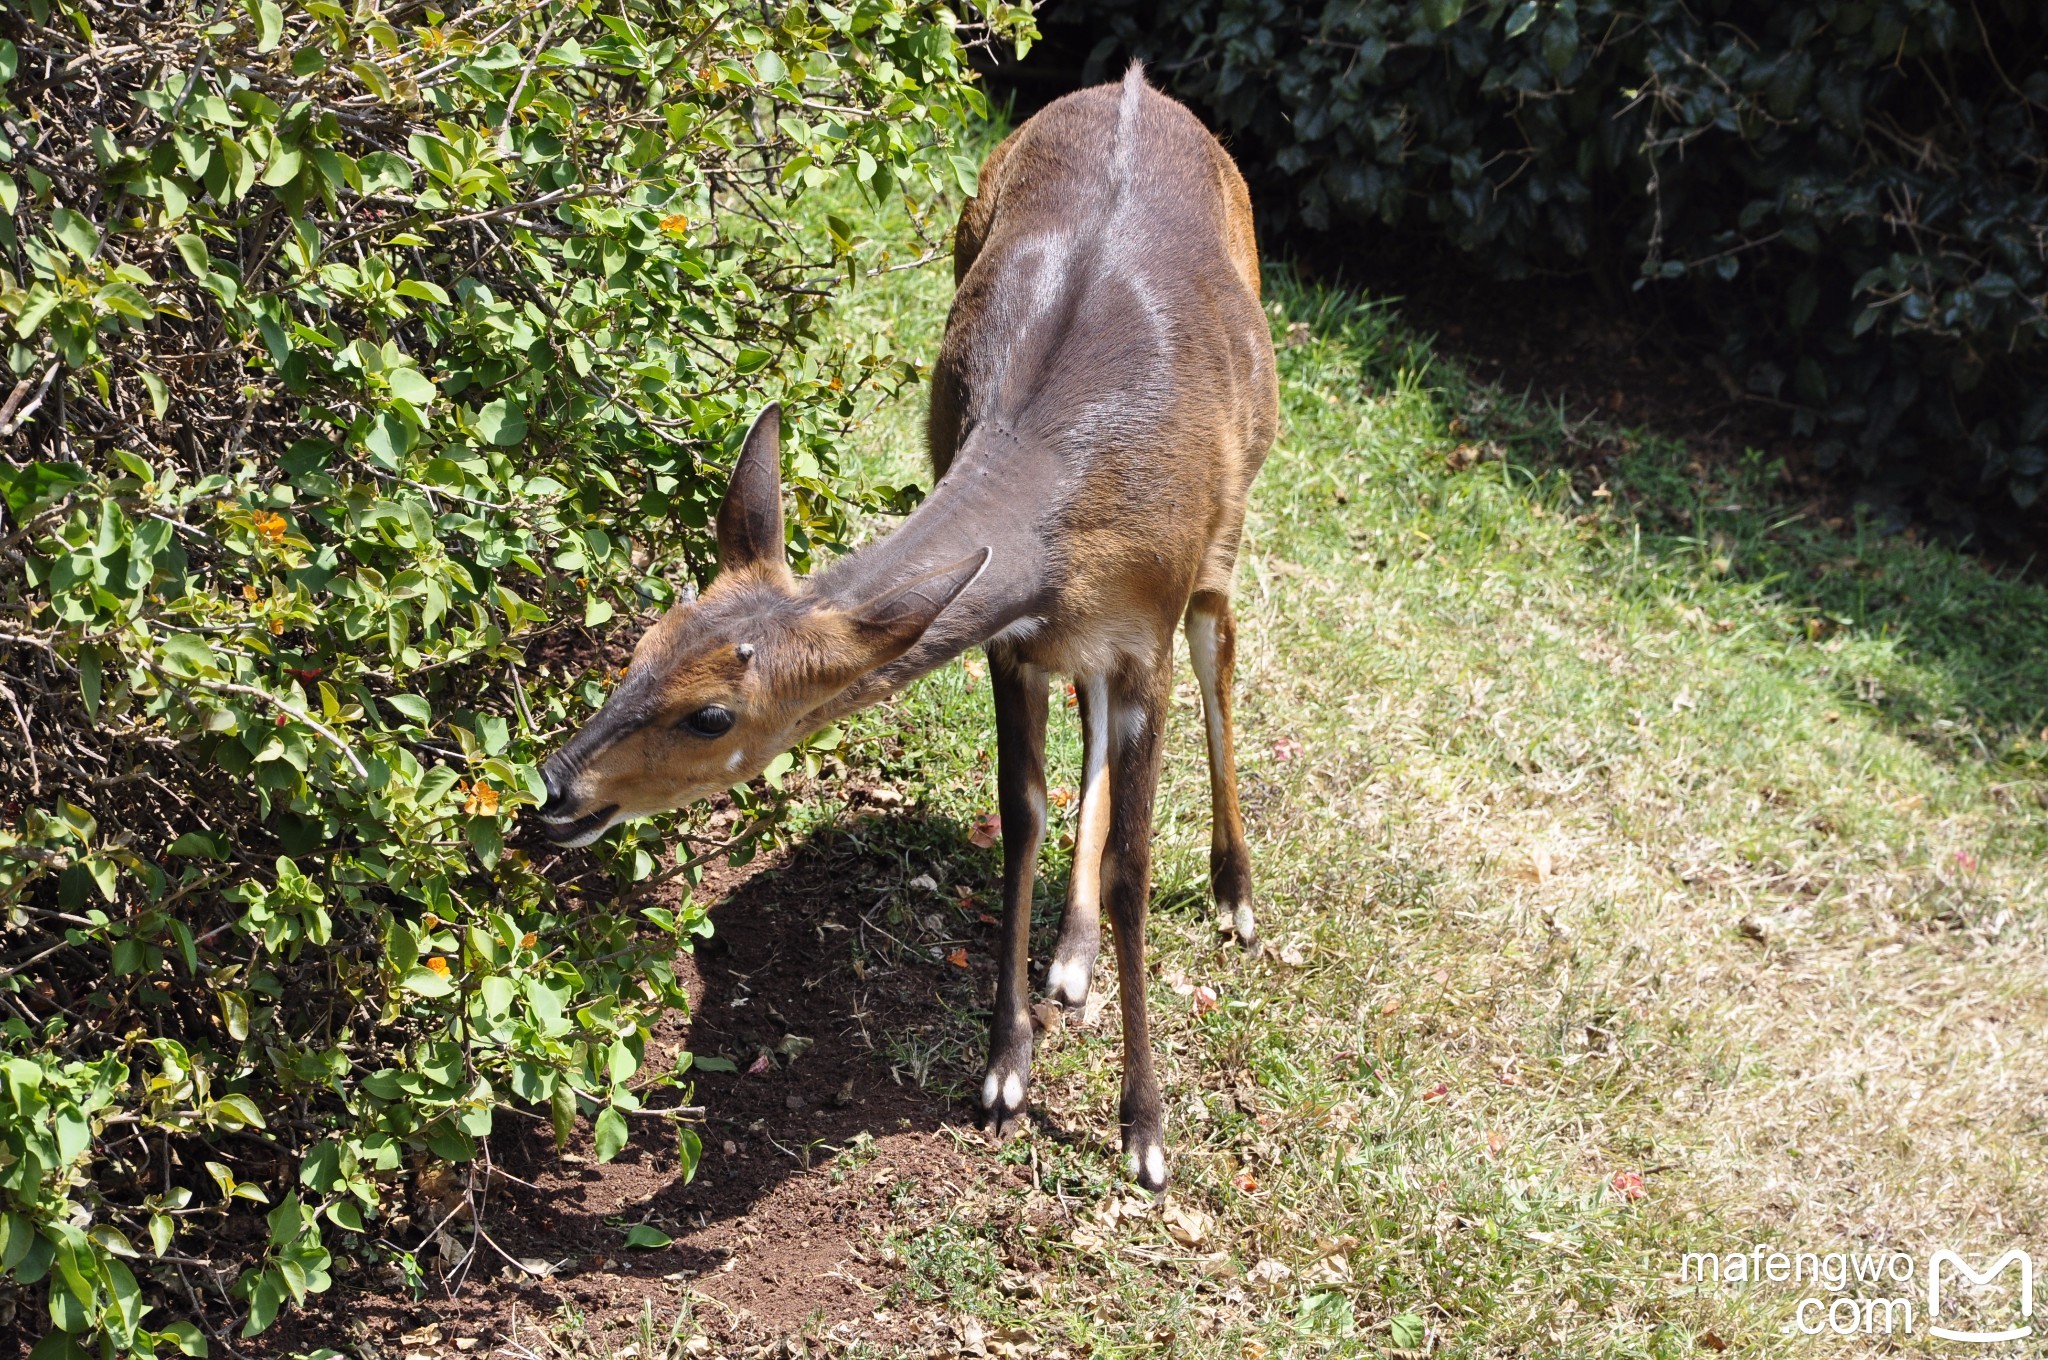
[1285,267,2048,754]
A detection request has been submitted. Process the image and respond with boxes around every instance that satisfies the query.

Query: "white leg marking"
[1069,675,1112,923]
[1001,1072,1023,1110]
[981,1070,1000,1110]
[1186,610,1228,769]
[1126,1150,1141,1181]
[1143,1145,1167,1188]
[1046,957,1083,1000]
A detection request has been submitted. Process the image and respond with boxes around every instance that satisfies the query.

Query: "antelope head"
[534,405,985,847]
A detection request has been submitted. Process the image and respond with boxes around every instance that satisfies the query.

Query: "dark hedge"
[1048,0,2048,530]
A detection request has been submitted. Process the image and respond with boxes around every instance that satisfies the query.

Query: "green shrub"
[0,0,1028,1350]
[1056,0,2048,526]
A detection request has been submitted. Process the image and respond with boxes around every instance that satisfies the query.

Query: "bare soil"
[267,800,1009,1357]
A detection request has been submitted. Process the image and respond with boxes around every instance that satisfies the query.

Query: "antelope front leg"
[1105,651,1173,1191]
[1047,674,1110,1008]
[1186,591,1257,953]
[980,646,1048,1138]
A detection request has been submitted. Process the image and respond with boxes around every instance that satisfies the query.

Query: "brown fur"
[539,66,1277,1191]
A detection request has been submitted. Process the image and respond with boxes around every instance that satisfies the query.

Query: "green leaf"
[475,398,527,445]
[209,1093,267,1129]
[622,1223,672,1250]
[28,1332,91,1360]
[383,693,433,725]
[167,831,225,859]
[140,371,170,419]
[1504,1,1540,37]
[675,1126,702,1184]
[158,633,221,678]
[395,279,450,304]
[49,206,100,260]
[173,233,212,278]
[593,1104,629,1162]
[401,965,455,997]
[261,143,303,187]
[254,0,285,52]
[387,367,437,407]
[1389,1313,1428,1349]
[158,1320,208,1356]
[1540,15,1579,76]
[97,280,155,319]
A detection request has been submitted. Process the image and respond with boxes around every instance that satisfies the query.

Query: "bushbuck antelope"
[537,64,1277,1190]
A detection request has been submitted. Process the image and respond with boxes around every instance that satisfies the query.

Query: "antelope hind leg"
[1046,672,1110,1008]
[1186,591,1257,953]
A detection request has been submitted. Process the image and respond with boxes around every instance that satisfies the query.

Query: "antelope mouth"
[538,802,619,848]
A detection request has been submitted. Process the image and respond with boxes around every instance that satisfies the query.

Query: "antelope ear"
[716,404,786,575]
[844,549,991,669]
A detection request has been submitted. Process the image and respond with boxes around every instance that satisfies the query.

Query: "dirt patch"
[266,805,1005,1356]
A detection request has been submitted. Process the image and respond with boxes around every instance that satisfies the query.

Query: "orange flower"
[423,956,450,975]
[253,512,287,544]
[945,947,969,969]
[659,213,690,234]
[520,932,538,949]
[242,583,260,602]
[267,617,285,635]
[463,782,500,816]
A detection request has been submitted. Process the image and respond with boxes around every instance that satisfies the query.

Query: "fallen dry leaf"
[946,947,970,968]
[745,1052,772,1076]
[1277,940,1308,967]
[968,813,1001,849]
[1485,1130,1508,1159]
[1306,1252,1353,1286]
[1270,736,1303,761]
[1233,1170,1259,1193]
[1048,786,1075,809]
[1246,1258,1292,1293]
[1162,1200,1211,1247]
[1420,1082,1450,1102]
[1611,1169,1647,1201]
[985,1324,1036,1359]
[1191,984,1221,1016]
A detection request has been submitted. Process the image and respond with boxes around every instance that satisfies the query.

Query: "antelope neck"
[815,424,1057,691]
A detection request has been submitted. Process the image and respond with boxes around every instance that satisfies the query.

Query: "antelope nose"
[539,763,566,817]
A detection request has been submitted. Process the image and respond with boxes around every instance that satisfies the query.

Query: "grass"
[543,153,2048,1357]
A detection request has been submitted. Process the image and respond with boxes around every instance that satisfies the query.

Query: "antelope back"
[926,64,1278,635]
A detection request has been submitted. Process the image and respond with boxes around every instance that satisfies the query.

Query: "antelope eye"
[680,705,735,737]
